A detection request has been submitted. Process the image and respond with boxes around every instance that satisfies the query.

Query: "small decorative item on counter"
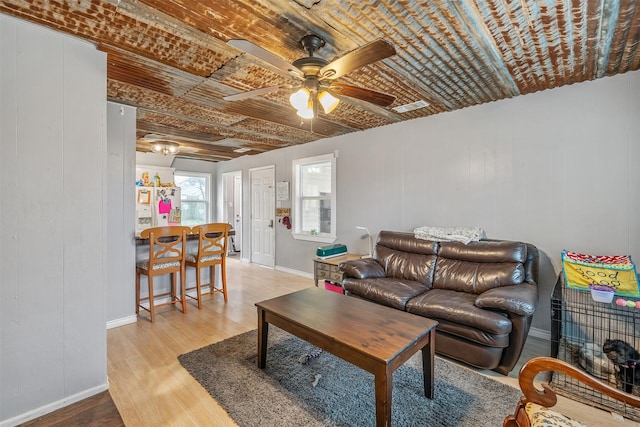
[615,297,640,309]
[142,171,150,186]
[154,173,161,187]
[588,283,616,303]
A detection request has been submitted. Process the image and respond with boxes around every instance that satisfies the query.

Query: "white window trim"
[175,171,212,225]
[291,153,336,243]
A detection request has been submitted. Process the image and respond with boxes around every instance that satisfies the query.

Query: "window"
[174,172,211,226]
[292,154,336,243]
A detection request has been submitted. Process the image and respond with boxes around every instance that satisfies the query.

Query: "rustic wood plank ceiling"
[2,0,638,162]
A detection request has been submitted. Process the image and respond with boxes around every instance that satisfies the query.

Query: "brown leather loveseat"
[339,230,539,374]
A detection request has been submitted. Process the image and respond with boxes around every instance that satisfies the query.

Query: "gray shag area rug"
[178,328,521,426]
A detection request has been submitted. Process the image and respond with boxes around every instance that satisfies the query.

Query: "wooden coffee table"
[256,287,438,427]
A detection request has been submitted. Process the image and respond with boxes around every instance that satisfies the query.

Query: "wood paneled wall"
[0,14,108,425]
[106,102,137,325]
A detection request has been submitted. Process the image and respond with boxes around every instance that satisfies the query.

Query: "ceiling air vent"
[233,147,251,153]
[392,100,429,113]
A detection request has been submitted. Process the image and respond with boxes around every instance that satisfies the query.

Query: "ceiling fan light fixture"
[289,87,311,111]
[296,101,315,119]
[150,142,179,156]
[318,91,339,114]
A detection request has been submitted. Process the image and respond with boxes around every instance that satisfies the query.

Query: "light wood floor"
[107,258,638,426]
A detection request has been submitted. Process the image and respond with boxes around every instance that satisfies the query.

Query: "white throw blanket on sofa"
[414,226,485,244]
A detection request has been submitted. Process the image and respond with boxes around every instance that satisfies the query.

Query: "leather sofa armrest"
[339,258,386,279]
[475,282,538,316]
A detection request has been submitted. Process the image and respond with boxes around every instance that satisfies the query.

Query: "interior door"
[233,174,242,251]
[250,166,275,267]
[222,171,242,252]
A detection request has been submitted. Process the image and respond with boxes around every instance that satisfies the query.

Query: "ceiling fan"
[223,34,397,119]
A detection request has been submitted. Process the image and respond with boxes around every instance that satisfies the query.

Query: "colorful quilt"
[562,250,640,297]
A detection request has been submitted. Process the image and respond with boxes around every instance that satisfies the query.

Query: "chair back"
[503,356,640,426]
[140,226,191,270]
[191,223,231,263]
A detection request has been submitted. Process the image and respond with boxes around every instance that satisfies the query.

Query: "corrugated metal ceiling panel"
[1,0,638,161]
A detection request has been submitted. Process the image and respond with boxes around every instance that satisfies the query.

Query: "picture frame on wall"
[137,189,151,204]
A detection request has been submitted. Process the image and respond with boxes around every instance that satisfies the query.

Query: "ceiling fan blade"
[228,39,304,79]
[319,39,396,80]
[329,82,396,107]
[223,85,285,101]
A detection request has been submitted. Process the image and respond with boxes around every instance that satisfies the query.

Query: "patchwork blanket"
[562,250,640,297]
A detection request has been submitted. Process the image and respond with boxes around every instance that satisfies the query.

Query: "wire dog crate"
[551,274,640,421]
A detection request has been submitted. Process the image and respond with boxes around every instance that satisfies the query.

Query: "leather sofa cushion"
[375,230,438,286]
[475,283,538,316]
[434,241,526,293]
[376,245,437,286]
[339,258,386,279]
[438,240,527,263]
[433,258,525,293]
[406,289,512,337]
[377,230,439,255]
[342,277,430,310]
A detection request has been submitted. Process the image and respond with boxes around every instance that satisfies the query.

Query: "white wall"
[106,102,137,325]
[216,70,640,334]
[0,14,108,425]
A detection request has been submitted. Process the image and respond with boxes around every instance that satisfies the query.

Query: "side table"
[313,253,363,287]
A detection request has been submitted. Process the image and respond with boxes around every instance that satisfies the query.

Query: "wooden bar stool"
[136,226,191,322]
[185,223,231,308]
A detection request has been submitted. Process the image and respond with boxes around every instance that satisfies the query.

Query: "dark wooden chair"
[136,226,191,322]
[185,223,231,308]
[504,356,640,426]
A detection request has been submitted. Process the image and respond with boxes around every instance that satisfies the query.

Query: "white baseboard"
[0,383,109,427]
[106,314,137,329]
[275,265,313,279]
[529,326,551,341]
[114,287,223,325]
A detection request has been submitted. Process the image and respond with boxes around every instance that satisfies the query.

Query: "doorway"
[222,171,242,254]
[249,166,275,267]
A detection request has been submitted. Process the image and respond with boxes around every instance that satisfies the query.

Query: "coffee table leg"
[257,307,269,368]
[421,328,435,398]
[374,367,392,427]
